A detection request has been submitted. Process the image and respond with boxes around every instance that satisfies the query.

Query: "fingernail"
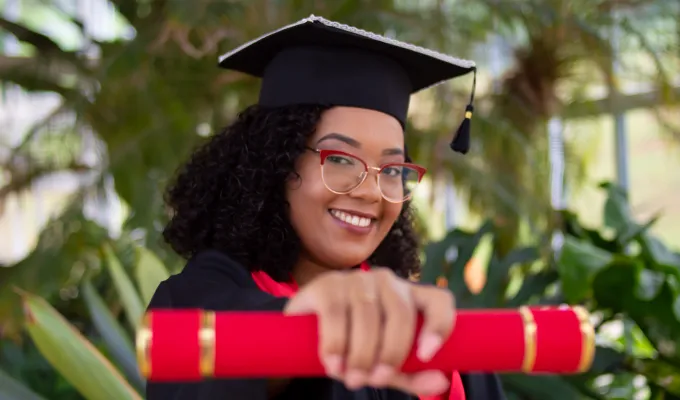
[417,332,443,361]
[322,355,343,377]
[369,364,394,386]
[344,369,366,390]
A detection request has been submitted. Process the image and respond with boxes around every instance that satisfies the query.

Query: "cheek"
[381,202,403,232]
[285,162,334,227]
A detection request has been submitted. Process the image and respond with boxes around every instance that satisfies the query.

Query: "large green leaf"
[102,244,144,330]
[19,290,142,400]
[0,367,47,400]
[506,270,559,307]
[81,280,143,390]
[557,235,613,303]
[639,232,680,275]
[593,261,680,360]
[588,346,627,374]
[134,246,170,306]
[600,182,634,236]
[561,210,620,253]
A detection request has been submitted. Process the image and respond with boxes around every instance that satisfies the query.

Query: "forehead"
[312,107,404,149]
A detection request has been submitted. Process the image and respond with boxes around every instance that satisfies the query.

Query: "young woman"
[146,15,504,400]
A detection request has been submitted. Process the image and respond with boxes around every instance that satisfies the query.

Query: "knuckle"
[321,336,345,355]
[322,298,347,318]
[384,289,412,315]
[377,348,405,368]
[371,267,395,280]
[319,322,345,353]
[317,301,348,355]
[346,350,374,371]
[360,299,381,317]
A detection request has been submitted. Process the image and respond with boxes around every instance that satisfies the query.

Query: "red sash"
[251,264,465,400]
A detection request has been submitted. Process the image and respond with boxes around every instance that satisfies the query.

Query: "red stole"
[251,264,465,400]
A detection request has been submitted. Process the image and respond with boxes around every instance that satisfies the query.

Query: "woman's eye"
[327,155,353,165]
[381,166,402,177]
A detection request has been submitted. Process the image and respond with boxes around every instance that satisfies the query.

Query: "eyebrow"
[316,132,404,156]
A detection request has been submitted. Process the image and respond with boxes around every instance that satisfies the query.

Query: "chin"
[322,248,373,269]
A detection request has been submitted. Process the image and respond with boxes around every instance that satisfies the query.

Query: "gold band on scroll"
[573,306,595,373]
[519,306,537,373]
[199,311,216,377]
[136,313,152,378]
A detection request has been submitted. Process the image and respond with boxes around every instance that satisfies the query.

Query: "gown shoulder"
[145,249,287,400]
[147,249,288,311]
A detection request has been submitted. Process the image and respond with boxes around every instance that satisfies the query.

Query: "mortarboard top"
[218,15,477,154]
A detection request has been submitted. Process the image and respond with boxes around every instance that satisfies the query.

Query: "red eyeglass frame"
[309,148,427,203]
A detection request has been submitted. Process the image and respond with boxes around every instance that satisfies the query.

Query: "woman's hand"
[284,268,456,396]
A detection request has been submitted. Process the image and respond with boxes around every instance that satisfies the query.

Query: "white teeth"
[330,210,372,228]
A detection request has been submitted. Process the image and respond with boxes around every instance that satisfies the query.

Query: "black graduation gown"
[145,249,507,400]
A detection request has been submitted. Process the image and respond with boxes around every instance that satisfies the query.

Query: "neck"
[292,256,330,288]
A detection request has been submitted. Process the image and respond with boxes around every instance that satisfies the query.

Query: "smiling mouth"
[329,209,375,228]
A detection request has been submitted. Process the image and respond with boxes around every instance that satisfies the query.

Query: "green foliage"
[20,290,142,400]
[1,0,675,259]
[0,367,47,400]
[0,202,111,338]
[81,280,141,389]
[102,244,144,331]
[0,338,83,399]
[3,243,169,400]
[421,181,680,399]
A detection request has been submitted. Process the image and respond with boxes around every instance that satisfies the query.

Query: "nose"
[348,168,382,203]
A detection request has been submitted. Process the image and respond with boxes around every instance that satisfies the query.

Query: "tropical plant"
[1,0,677,264]
[420,181,680,399]
[559,182,680,399]
[1,242,169,400]
[447,0,680,255]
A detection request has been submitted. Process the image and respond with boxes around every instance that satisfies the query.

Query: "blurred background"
[0,0,678,399]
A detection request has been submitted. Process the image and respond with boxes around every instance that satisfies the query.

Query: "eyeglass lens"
[321,153,421,202]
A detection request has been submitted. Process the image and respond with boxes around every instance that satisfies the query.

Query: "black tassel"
[450,104,473,154]
[450,67,477,155]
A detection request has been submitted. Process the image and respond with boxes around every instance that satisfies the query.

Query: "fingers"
[411,286,456,362]
[368,270,416,387]
[284,272,348,376]
[344,272,381,389]
[285,268,457,395]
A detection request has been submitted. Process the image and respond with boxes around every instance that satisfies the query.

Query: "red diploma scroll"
[136,306,595,382]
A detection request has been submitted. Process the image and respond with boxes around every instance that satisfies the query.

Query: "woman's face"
[286,106,405,270]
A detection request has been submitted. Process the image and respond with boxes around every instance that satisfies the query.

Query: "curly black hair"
[163,104,421,282]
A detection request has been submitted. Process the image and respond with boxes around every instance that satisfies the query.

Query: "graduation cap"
[218,15,477,154]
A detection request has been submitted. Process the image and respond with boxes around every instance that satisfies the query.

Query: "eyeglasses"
[307,148,427,203]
